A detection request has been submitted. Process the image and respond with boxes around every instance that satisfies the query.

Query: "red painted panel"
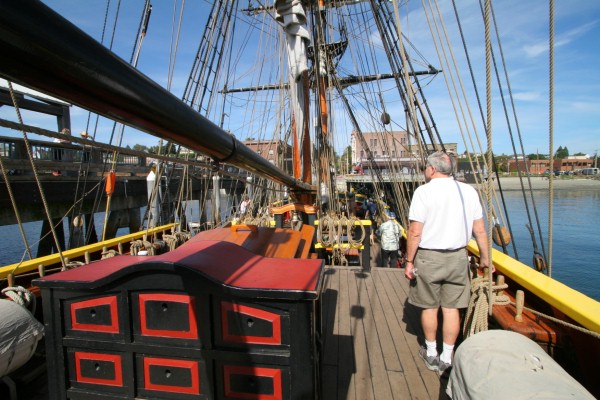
[221,302,281,345]
[143,357,200,395]
[70,296,120,333]
[74,351,123,387]
[223,365,282,400]
[139,293,198,339]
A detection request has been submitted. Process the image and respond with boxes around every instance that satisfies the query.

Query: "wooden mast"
[316,0,330,205]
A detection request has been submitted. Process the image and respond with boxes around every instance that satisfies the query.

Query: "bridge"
[0,135,246,256]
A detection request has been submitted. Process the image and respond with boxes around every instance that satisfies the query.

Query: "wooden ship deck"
[320,266,446,400]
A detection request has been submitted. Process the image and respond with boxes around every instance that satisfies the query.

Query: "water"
[1,191,599,301]
[493,189,600,301]
[0,211,132,265]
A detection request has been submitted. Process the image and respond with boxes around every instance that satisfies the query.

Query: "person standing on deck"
[52,128,71,176]
[239,196,250,216]
[403,151,489,377]
[365,198,377,222]
[376,212,402,268]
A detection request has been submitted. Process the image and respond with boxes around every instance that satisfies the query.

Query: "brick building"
[243,139,292,172]
[350,130,457,164]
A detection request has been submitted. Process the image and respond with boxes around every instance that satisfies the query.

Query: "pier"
[0,135,246,256]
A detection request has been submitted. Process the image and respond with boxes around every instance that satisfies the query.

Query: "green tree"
[337,145,352,174]
[555,146,569,159]
[527,153,547,160]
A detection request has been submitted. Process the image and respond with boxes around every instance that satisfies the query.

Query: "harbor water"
[1,189,599,302]
[494,188,600,302]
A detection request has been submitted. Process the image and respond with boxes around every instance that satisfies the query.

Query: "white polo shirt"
[408,177,483,250]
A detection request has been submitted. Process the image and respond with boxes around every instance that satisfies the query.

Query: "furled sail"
[275,0,310,81]
[275,0,312,183]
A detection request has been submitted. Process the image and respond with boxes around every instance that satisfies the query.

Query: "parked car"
[581,168,600,176]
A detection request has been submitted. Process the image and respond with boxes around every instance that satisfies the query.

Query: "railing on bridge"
[0,135,147,176]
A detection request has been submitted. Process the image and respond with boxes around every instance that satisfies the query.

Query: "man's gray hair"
[427,151,456,175]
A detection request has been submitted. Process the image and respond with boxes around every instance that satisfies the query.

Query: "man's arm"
[472,218,492,271]
[404,220,423,279]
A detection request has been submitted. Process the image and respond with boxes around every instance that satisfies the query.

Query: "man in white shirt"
[404,151,489,377]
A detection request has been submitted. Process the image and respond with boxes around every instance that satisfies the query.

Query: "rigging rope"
[547,0,555,277]
[7,83,67,269]
[483,0,494,316]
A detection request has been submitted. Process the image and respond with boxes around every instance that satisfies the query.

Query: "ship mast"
[314,0,332,208]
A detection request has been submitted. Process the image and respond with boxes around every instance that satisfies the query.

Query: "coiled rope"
[2,286,36,314]
[462,274,509,339]
[130,239,154,256]
[62,261,85,270]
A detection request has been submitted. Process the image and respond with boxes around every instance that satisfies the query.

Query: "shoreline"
[478,176,600,191]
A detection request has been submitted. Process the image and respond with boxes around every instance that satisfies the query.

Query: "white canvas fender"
[446,330,595,399]
[0,299,44,377]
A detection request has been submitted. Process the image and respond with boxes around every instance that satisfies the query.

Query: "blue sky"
[1,0,599,158]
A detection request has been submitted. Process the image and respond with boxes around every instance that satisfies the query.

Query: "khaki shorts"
[408,248,470,309]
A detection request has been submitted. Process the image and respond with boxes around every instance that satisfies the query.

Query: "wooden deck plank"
[375,269,441,399]
[387,370,412,400]
[346,269,375,400]
[357,270,395,399]
[336,269,356,400]
[321,268,340,400]
[363,268,402,372]
[319,265,451,400]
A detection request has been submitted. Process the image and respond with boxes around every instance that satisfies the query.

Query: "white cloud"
[512,91,541,101]
[523,20,598,58]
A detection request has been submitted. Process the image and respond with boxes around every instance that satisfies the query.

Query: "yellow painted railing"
[468,241,600,334]
[0,224,178,280]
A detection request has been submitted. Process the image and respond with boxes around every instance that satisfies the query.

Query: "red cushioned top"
[37,240,322,293]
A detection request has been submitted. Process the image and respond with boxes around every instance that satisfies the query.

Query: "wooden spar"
[0,0,312,193]
[291,113,301,179]
[301,71,313,184]
[316,0,330,188]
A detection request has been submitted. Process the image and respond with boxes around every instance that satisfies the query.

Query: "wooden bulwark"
[468,242,600,333]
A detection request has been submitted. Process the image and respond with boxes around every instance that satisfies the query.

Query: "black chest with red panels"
[34,239,324,399]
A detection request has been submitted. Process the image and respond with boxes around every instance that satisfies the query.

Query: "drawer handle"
[246,318,254,328]
[165,369,172,379]
[90,309,96,318]
[162,303,168,312]
[231,224,258,234]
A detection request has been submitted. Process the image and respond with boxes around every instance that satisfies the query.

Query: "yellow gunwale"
[468,241,600,333]
[0,223,178,280]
